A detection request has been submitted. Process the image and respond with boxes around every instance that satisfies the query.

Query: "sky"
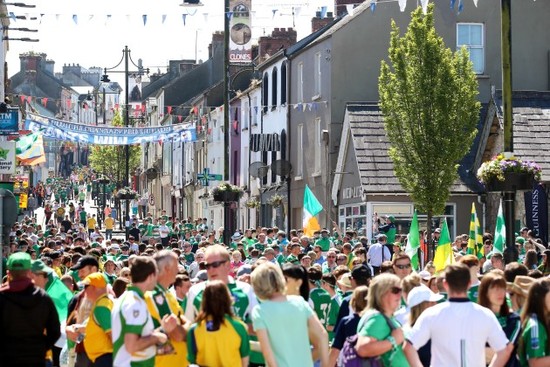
[5,0,334,78]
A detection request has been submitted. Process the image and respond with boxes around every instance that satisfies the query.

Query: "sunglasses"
[327,256,336,258]
[395,264,411,270]
[390,286,403,295]
[205,260,227,270]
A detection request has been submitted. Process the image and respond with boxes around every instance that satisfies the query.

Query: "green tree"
[89,111,141,186]
[379,4,480,248]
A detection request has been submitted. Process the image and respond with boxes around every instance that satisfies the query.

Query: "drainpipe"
[285,54,292,232]
[247,91,252,228]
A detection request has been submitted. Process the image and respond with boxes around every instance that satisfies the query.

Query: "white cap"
[407,285,443,308]
[417,270,431,281]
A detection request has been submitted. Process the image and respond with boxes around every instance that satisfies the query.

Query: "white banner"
[0,141,16,174]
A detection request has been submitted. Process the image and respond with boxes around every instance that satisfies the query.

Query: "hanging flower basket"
[245,198,260,209]
[211,182,244,202]
[477,153,541,192]
[267,194,285,208]
[116,187,138,200]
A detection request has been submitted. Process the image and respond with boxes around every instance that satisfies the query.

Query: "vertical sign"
[0,108,19,135]
[229,0,252,63]
[525,184,549,245]
[0,141,16,174]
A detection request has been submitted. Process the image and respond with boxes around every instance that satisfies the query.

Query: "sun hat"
[407,285,444,308]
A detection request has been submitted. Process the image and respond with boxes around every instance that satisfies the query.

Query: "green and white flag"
[405,210,420,271]
[494,199,505,253]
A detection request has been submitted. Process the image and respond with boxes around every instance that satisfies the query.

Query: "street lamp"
[101,46,149,240]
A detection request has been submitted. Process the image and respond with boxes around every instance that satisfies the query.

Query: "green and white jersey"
[112,286,156,367]
[520,314,549,366]
[468,283,480,303]
[308,287,331,325]
[185,280,258,323]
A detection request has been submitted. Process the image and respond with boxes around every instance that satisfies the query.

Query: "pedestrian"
[111,256,168,367]
[81,273,114,367]
[405,263,513,366]
[328,285,369,366]
[367,234,391,275]
[251,262,329,367]
[145,250,188,367]
[281,263,310,301]
[355,273,411,366]
[0,252,61,367]
[478,271,521,367]
[518,278,550,366]
[187,280,250,367]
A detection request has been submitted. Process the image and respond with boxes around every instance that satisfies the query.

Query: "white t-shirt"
[367,242,391,267]
[407,299,509,367]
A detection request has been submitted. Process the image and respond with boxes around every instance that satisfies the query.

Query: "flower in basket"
[116,187,138,199]
[476,153,542,184]
[267,194,285,208]
[210,182,244,201]
[245,198,260,209]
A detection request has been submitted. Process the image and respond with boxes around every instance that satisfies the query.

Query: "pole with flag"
[467,202,484,259]
[433,218,454,272]
[302,185,323,237]
[405,210,420,271]
[494,199,506,254]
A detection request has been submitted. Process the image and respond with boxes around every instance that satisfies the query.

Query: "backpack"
[338,312,396,367]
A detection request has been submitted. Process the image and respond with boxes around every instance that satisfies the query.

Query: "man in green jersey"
[111,256,168,367]
[307,267,331,326]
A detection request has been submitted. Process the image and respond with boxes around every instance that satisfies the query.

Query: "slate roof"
[345,103,485,194]
[497,91,550,182]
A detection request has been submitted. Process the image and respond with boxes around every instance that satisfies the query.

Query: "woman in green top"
[356,273,411,366]
[518,278,550,366]
[537,250,550,277]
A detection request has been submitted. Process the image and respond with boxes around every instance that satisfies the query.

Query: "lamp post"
[101,46,148,240]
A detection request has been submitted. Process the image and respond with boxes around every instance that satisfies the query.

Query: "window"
[242,100,249,129]
[281,62,287,105]
[298,62,304,103]
[457,23,484,74]
[313,52,321,98]
[262,73,269,113]
[314,118,321,174]
[252,97,259,126]
[271,67,278,109]
[296,124,303,178]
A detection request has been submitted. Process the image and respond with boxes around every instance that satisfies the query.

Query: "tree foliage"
[89,111,141,186]
[379,4,480,217]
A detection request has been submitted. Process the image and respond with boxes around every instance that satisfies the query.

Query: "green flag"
[494,200,505,253]
[15,131,39,155]
[46,275,74,323]
[405,210,420,271]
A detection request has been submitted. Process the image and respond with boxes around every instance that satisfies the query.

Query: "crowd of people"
[1,180,550,367]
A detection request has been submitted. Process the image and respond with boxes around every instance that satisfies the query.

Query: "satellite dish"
[271,159,292,177]
[249,161,269,178]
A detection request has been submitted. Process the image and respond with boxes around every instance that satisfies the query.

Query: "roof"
[493,91,550,182]
[285,15,343,58]
[335,103,484,196]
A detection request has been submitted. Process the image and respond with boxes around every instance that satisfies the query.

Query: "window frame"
[456,22,485,75]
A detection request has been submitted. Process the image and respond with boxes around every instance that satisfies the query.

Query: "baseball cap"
[236,264,253,277]
[71,255,100,270]
[31,260,54,274]
[515,237,525,245]
[434,228,441,234]
[81,272,108,288]
[192,270,208,283]
[417,270,432,281]
[7,252,31,271]
[351,264,372,281]
[407,285,443,308]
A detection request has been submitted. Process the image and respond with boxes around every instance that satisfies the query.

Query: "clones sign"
[229,0,252,63]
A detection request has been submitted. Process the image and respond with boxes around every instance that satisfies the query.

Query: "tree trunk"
[426,210,433,264]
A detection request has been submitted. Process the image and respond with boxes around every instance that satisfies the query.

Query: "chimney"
[19,52,46,73]
[312,11,334,33]
[44,59,55,75]
[258,28,298,62]
[209,31,225,59]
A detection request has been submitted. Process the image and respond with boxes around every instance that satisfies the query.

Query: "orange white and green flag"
[433,218,454,272]
[303,185,323,237]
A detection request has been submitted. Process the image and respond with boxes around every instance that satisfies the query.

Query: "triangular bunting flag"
[182,14,187,25]
[162,14,167,24]
[72,14,78,24]
[41,98,47,107]
[167,106,172,115]
[142,14,147,26]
